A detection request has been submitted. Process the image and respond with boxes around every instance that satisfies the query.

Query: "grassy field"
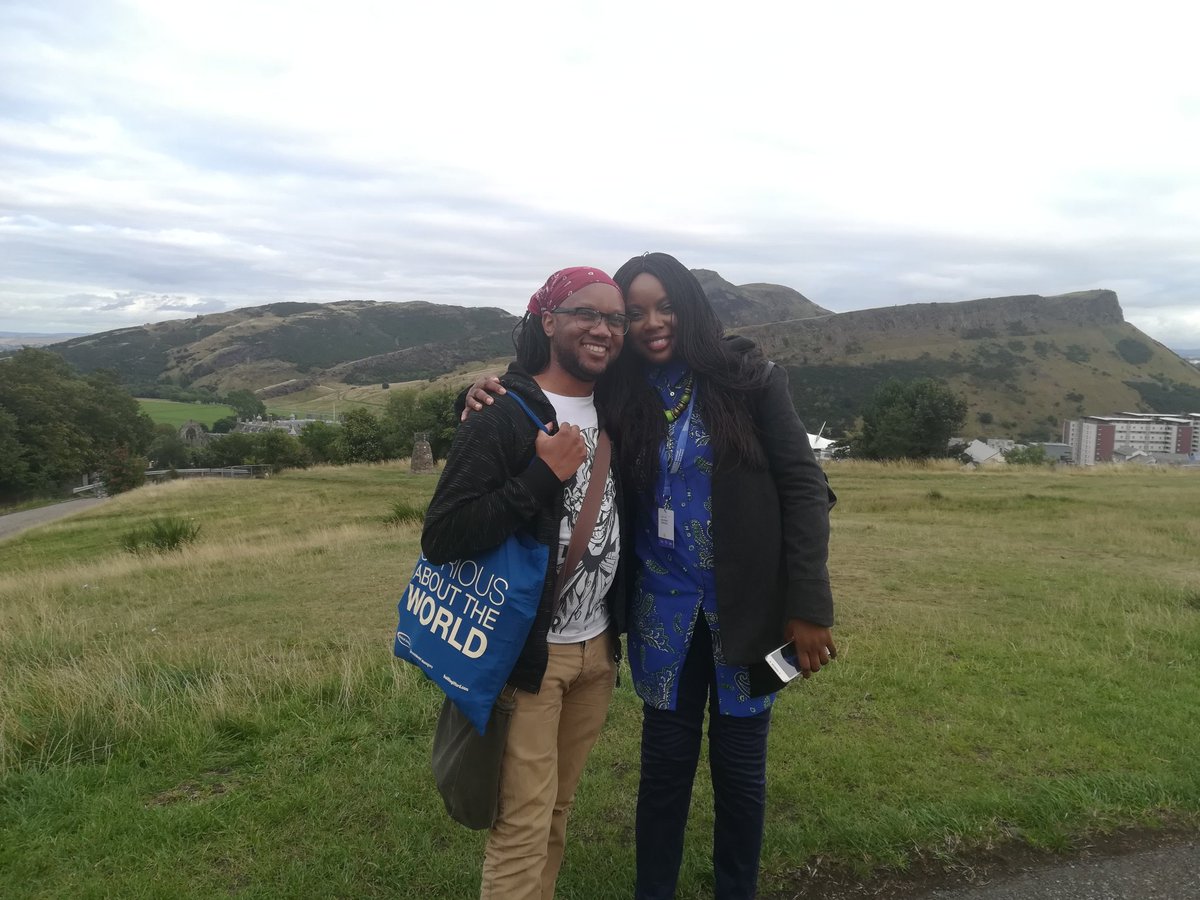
[1,462,1198,898]
[137,398,239,429]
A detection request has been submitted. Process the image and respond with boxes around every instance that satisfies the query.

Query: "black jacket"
[422,364,626,693]
[708,345,836,666]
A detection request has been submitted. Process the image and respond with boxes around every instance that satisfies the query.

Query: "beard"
[557,348,601,383]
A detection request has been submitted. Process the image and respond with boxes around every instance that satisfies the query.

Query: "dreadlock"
[606,252,770,492]
[513,312,550,374]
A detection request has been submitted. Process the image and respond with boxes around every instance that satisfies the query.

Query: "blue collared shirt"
[628,361,774,716]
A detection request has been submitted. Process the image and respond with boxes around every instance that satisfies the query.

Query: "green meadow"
[137,398,239,429]
[1,462,1197,898]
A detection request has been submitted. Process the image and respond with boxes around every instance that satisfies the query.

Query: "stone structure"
[411,430,435,474]
[178,419,214,446]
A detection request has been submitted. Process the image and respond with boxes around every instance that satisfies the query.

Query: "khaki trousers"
[480,635,616,900]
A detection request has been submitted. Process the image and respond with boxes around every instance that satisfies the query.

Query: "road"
[779,829,1199,900]
[923,841,1199,899]
[0,497,108,543]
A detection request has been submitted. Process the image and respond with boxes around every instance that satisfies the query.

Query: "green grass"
[1,462,1198,897]
[137,398,238,428]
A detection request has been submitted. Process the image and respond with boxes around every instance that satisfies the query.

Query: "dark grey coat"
[708,356,836,666]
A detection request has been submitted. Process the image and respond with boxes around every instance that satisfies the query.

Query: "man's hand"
[536,423,586,481]
[785,618,837,678]
[461,374,506,421]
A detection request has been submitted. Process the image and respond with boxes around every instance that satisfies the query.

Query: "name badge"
[657,507,675,548]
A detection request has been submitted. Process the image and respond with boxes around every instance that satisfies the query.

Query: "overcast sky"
[3,1,1198,348]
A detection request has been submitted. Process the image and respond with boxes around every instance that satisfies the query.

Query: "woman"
[465,252,836,899]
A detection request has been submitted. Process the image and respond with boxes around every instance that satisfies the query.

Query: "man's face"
[542,283,625,382]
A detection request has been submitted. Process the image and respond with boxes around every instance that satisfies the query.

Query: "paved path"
[0,498,108,543]
[780,831,1199,899]
[923,841,1199,899]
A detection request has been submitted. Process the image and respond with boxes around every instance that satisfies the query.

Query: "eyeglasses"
[550,307,631,334]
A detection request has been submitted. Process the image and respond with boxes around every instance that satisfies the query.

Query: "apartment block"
[1062,412,1200,465]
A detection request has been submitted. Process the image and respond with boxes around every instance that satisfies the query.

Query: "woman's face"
[625,273,676,365]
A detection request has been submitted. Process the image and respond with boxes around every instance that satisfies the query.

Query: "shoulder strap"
[554,429,611,601]
[504,389,552,435]
[506,388,609,599]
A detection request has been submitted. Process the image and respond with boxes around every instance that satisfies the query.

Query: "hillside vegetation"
[739,291,1200,439]
[1,463,1197,897]
[36,281,1200,441]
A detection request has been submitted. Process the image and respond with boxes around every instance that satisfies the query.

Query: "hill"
[41,271,827,395]
[37,280,1200,441]
[735,290,1200,439]
[692,269,832,325]
[47,301,519,393]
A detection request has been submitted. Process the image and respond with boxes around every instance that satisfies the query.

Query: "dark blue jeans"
[634,615,772,900]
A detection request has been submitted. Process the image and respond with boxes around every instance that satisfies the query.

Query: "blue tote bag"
[394,391,550,734]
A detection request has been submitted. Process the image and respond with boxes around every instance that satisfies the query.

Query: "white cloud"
[1,0,1199,346]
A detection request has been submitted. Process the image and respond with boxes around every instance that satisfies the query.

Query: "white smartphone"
[764,642,803,683]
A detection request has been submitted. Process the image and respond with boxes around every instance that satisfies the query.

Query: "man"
[422,266,628,899]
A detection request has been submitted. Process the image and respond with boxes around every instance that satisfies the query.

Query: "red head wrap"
[527,266,620,315]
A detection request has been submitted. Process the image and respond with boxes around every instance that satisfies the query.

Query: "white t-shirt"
[541,390,619,643]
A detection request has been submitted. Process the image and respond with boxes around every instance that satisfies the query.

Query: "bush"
[1003,445,1049,466]
[121,517,201,554]
[1115,338,1153,365]
[384,500,427,527]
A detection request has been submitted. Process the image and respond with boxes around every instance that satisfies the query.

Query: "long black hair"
[513,313,550,374]
[606,252,769,491]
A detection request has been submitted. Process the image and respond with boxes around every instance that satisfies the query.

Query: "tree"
[0,408,30,499]
[224,389,266,420]
[101,447,147,494]
[0,349,154,501]
[210,415,238,434]
[381,389,459,460]
[147,424,192,469]
[299,420,345,464]
[250,430,311,472]
[338,408,387,463]
[849,379,967,460]
[198,432,257,467]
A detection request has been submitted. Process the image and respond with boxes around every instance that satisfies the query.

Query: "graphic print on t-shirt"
[540,390,619,643]
[552,425,619,640]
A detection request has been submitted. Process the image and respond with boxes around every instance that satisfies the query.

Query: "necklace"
[663,373,694,424]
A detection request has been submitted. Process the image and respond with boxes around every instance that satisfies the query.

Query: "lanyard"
[658,387,695,506]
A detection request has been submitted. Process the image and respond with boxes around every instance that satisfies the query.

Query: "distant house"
[235,415,334,436]
[961,439,1005,466]
[1111,446,1193,466]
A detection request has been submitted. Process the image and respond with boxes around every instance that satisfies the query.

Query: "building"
[236,415,335,436]
[961,439,1005,466]
[1063,413,1200,465]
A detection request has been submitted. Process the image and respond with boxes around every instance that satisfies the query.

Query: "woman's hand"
[785,618,837,678]
[460,374,506,421]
